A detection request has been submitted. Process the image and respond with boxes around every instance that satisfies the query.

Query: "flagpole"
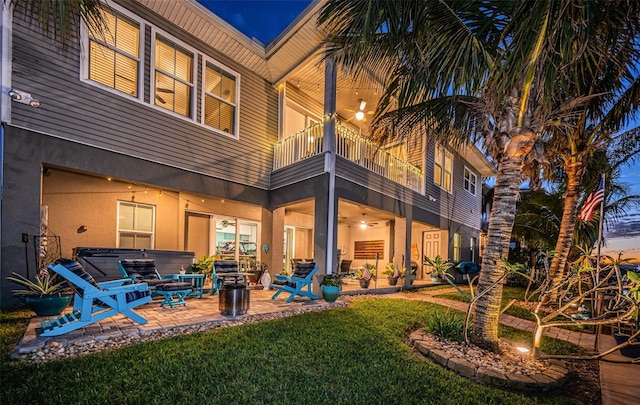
[594,173,606,351]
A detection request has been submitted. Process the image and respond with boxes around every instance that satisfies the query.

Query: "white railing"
[273,121,424,194]
[273,122,324,170]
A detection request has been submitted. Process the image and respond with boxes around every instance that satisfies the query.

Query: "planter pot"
[359,279,371,288]
[387,276,399,286]
[430,275,441,282]
[322,285,340,302]
[25,293,73,316]
[613,332,640,358]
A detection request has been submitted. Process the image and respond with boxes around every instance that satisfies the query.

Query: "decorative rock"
[412,331,568,391]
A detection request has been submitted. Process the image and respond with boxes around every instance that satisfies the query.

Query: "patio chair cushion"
[292,262,315,278]
[55,258,100,296]
[213,260,238,273]
[156,282,192,291]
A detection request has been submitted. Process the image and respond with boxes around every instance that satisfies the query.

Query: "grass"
[0,299,584,404]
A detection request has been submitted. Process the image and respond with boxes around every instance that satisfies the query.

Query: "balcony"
[273,121,424,194]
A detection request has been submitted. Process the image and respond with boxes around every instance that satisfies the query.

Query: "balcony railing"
[273,121,424,194]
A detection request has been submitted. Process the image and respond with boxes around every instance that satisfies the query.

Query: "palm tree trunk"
[549,160,584,286]
[471,155,524,352]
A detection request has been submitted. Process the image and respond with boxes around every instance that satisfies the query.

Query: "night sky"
[197,0,312,44]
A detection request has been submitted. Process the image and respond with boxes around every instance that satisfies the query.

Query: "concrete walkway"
[384,289,639,405]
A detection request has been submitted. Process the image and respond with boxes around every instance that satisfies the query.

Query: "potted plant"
[400,267,415,285]
[7,268,73,316]
[189,255,214,274]
[424,255,454,282]
[356,263,376,288]
[320,273,342,302]
[383,264,400,286]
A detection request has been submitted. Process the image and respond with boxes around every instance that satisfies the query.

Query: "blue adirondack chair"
[270,262,319,303]
[37,259,152,337]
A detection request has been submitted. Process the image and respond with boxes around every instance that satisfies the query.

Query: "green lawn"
[1,299,582,404]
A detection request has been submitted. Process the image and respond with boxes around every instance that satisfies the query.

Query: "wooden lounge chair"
[37,259,152,337]
[270,262,319,303]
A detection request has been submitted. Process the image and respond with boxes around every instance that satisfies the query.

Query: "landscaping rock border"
[409,330,569,391]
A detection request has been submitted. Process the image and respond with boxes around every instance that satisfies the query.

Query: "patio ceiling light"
[360,214,367,229]
[355,99,366,121]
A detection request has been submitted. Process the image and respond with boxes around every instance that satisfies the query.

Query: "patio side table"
[177,274,205,298]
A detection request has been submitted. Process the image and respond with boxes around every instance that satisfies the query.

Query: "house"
[0,0,496,306]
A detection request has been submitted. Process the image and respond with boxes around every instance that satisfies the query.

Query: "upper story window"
[117,201,155,248]
[154,35,194,118]
[464,167,477,195]
[86,6,141,97]
[434,144,453,192]
[204,61,239,137]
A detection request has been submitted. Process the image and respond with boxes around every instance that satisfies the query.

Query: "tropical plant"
[319,0,640,351]
[189,255,214,274]
[423,255,454,279]
[382,264,399,278]
[320,273,343,287]
[7,268,70,297]
[356,264,376,281]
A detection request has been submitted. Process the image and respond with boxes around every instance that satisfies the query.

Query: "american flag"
[579,177,605,222]
[362,266,372,280]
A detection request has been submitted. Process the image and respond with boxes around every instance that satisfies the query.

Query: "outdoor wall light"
[8,89,40,107]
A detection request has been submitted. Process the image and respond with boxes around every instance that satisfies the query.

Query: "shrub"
[425,309,464,341]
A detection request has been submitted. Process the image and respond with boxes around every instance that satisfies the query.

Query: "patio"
[14,279,438,358]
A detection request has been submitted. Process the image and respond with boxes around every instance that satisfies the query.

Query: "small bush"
[425,309,464,341]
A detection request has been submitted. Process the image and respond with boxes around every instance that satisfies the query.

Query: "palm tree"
[544,68,640,283]
[319,0,640,351]
[6,0,106,47]
[512,148,640,270]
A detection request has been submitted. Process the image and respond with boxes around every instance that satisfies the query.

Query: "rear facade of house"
[0,0,495,307]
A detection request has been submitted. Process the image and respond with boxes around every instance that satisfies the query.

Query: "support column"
[403,210,413,287]
[271,207,285,276]
[322,55,338,277]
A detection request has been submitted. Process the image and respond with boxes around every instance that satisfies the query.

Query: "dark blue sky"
[198,0,313,44]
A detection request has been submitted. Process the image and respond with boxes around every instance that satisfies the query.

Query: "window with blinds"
[204,61,238,136]
[87,7,140,97]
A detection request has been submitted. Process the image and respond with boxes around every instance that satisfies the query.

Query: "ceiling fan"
[345,99,374,123]
[359,213,378,229]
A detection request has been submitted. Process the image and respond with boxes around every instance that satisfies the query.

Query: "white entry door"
[422,231,441,277]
